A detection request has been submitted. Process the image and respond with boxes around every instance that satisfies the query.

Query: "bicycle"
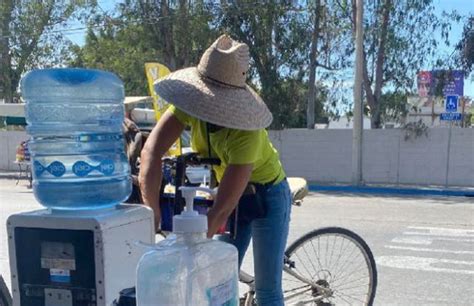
[159,153,378,306]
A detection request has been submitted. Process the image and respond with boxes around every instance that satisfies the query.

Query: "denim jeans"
[219,179,292,306]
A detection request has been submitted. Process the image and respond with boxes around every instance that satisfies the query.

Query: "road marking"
[385,244,474,255]
[406,226,474,237]
[376,255,474,275]
[392,236,474,245]
[392,236,433,245]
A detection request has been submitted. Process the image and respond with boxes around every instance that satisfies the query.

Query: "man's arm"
[139,110,185,229]
[206,164,253,237]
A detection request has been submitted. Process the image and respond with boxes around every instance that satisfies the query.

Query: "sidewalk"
[309,183,474,197]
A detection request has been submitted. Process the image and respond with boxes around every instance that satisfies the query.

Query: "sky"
[63,0,473,98]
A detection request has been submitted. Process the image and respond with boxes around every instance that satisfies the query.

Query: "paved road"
[1,178,473,305]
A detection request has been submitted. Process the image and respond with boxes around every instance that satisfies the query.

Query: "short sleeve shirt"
[169,105,285,184]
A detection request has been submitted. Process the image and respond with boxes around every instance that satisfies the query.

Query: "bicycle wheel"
[283,227,377,306]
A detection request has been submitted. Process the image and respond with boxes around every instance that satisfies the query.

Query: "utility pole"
[352,0,364,185]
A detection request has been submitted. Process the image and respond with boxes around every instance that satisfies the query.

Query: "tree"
[0,0,95,103]
[456,15,474,75]
[345,0,456,128]
[217,1,350,129]
[70,1,217,96]
[306,0,321,129]
[69,21,158,95]
[121,0,217,71]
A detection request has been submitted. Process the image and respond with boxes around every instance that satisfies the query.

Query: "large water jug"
[136,187,239,306]
[21,68,132,210]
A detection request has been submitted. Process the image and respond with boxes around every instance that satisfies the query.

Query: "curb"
[309,185,474,197]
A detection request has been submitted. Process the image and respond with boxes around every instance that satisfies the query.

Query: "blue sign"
[445,95,459,112]
[440,113,462,121]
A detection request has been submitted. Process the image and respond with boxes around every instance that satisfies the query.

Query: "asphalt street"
[1,178,473,305]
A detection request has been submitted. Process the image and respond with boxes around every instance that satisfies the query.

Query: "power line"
[1,2,311,40]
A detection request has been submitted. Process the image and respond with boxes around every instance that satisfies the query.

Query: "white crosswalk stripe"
[376,226,474,274]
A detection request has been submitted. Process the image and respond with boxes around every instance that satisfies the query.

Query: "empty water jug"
[21,68,132,210]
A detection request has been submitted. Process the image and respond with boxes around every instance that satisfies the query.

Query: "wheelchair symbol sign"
[445,95,459,113]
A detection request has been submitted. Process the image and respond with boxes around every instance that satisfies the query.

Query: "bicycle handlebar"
[162,152,221,167]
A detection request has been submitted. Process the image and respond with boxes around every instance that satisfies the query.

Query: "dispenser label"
[50,268,71,283]
[34,161,66,177]
[207,278,237,306]
[72,159,115,177]
[41,242,76,270]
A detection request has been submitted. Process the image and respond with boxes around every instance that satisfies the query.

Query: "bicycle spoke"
[283,284,311,294]
[333,281,371,293]
[329,235,357,279]
[331,242,361,282]
[332,265,370,288]
[327,233,337,272]
[301,241,319,278]
[294,251,315,280]
[332,288,368,304]
[332,257,369,288]
[327,234,347,280]
[310,239,325,275]
[325,235,329,270]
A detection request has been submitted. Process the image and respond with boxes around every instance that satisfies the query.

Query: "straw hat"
[154,35,273,130]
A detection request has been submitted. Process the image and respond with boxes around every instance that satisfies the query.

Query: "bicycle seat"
[287,177,309,202]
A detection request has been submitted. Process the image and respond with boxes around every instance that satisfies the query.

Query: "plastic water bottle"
[21,68,132,210]
[136,187,239,306]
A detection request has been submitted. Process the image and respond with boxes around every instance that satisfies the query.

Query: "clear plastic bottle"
[136,187,239,306]
[21,68,131,210]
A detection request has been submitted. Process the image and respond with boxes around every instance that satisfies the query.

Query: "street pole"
[352,0,364,186]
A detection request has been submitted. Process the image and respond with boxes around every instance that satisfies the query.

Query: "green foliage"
[69,22,157,95]
[215,0,348,128]
[343,0,461,128]
[456,15,474,74]
[0,0,96,101]
[1,0,464,130]
[70,1,218,95]
[379,91,411,124]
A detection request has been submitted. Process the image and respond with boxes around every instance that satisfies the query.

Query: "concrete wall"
[0,131,28,171]
[269,128,474,187]
[1,128,473,187]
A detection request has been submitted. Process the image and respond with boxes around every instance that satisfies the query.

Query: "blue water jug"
[21,68,132,210]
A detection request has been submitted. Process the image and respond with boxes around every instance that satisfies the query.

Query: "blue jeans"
[219,179,292,306]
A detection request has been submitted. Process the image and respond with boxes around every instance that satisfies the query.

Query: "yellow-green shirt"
[169,105,285,184]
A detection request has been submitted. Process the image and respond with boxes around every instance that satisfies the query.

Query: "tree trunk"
[357,0,391,129]
[371,0,391,128]
[160,0,176,70]
[0,0,14,103]
[306,0,321,129]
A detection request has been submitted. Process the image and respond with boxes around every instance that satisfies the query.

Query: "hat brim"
[154,67,272,130]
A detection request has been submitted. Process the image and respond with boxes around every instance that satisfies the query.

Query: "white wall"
[0,131,28,171]
[1,128,473,187]
[269,128,474,187]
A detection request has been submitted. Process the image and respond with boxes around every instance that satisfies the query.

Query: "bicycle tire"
[283,227,377,306]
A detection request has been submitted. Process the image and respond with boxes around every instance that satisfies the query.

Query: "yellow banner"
[145,63,171,120]
[145,62,181,156]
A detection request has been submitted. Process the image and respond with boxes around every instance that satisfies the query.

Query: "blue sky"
[64,0,473,98]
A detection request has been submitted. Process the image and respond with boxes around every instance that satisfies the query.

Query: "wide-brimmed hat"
[154,35,273,130]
